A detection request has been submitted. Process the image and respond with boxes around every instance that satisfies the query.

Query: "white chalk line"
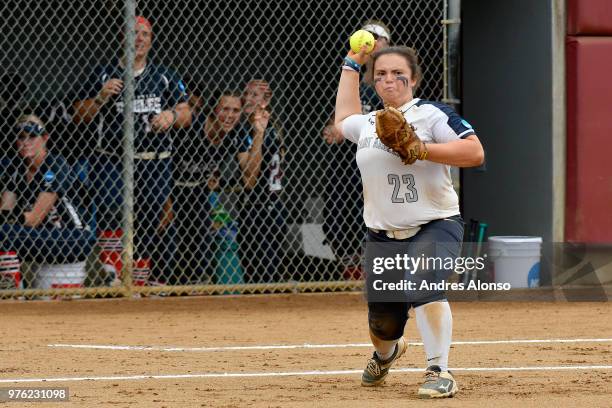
[47,338,612,353]
[1,365,611,384]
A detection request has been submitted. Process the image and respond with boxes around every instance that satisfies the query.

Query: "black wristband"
[343,56,362,72]
[19,213,26,225]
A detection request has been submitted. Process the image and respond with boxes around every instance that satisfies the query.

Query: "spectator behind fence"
[237,79,287,283]
[0,115,94,288]
[321,115,365,278]
[72,16,190,271]
[158,90,248,284]
[359,20,392,113]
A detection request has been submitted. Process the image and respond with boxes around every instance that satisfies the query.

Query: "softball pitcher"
[335,44,484,398]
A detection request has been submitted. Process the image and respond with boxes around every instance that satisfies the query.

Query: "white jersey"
[342,98,475,230]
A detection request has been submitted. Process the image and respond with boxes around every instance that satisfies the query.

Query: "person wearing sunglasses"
[0,115,94,287]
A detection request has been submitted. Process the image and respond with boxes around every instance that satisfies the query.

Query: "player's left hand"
[249,106,271,136]
[151,110,175,132]
[376,106,428,164]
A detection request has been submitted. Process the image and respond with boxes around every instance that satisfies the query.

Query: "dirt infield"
[0,293,611,407]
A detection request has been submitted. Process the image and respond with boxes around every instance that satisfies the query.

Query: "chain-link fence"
[0,0,447,299]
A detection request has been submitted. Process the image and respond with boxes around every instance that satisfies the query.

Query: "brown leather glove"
[375,106,427,164]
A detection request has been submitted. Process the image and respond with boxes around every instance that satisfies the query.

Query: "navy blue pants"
[365,215,464,340]
[92,154,172,260]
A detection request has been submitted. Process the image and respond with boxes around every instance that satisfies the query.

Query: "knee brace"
[368,312,408,341]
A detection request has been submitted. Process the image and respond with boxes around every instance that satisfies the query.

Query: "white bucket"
[34,261,87,290]
[488,236,542,288]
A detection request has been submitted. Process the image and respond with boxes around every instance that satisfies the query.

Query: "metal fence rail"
[0,0,446,299]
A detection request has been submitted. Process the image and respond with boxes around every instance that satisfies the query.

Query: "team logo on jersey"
[461,119,473,129]
[43,170,55,189]
[44,170,55,182]
[116,95,162,113]
[178,80,186,94]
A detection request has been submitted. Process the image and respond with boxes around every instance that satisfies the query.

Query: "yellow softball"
[349,30,376,54]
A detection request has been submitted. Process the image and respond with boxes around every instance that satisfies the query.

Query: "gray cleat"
[361,337,408,386]
[417,365,459,398]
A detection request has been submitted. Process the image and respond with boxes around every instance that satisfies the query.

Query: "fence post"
[121,0,136,296]
[442,0,462,106]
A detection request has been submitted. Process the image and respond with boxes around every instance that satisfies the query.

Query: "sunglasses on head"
[15,122,45,141]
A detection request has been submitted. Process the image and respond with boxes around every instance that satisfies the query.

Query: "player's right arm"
[1,175,60,227]
[23,192,57,227]
[335,47,371,132]
[73,79,123,124]
[73,66,123,124]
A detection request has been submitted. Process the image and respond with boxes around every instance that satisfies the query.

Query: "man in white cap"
[362,20,392,47]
